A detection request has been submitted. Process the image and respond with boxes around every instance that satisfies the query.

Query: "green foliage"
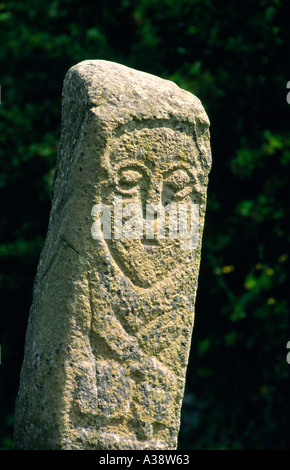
[1,0,290,450]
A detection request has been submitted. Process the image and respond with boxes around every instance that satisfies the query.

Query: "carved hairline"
[91,114,211,169]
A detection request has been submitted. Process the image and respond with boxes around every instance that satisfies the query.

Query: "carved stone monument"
[14,60,211,450]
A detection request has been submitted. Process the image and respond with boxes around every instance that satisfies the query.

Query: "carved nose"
[142,181,164,242]
[145,181,162,206]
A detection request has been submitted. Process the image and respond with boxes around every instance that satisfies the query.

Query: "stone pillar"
[14,60,211,450]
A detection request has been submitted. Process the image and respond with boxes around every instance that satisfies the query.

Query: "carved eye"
[163,168,192,202]
[117,168,143,191]
[164,169,191,190]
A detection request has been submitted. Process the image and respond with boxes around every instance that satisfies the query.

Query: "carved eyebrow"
[161,159,192,170]
[116,162,148,172]
[162,166,192,181]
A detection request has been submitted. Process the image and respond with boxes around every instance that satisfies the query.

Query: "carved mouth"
[141,239,159,248]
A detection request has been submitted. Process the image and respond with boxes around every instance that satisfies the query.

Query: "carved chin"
[106,238,186,288]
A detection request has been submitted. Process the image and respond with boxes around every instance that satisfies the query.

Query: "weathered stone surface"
[14,60,211,450]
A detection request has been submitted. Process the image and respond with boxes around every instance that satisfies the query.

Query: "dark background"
[1,0,290,450]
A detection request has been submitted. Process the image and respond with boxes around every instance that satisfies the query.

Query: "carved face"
[98,126,203,288]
